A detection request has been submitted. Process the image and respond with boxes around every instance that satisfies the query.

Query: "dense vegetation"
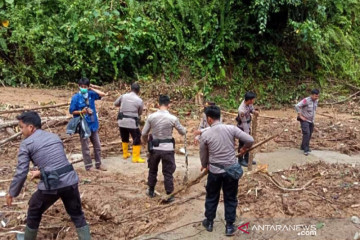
[0,0,359,106]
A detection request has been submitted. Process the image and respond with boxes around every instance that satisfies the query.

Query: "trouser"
[119,127,141,145]
[27,184,87,229]
[80,130,102,170]
[205,171,239,224]
[147,150,176,194]
[238,128,250,162]
[300,121,314,152]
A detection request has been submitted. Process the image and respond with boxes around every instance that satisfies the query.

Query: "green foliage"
[0,0,359,104]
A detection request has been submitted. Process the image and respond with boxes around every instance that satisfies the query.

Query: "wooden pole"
[163,131,283,202]
[248,114,258,170]
[0,132,22,146]
[0,116,71,129]
[0,103,69,115]
[235,130,283,158]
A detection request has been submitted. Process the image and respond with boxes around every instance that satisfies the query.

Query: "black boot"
[146,187,155,198]
[239,159,248,167]
[202,219,214,232]
[238,156,243,165]
[225,223,236,236]
[244,153,256,165]
[164,192,175,203]
[24,225,38,240]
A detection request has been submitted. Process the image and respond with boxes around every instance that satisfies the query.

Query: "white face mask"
[79,91,88,99]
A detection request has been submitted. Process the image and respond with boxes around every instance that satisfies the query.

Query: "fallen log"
[0,179,13,183]
[320,91,360,106]
[5,127,15,135]
[0,132,22,147]
[0,117,71,147]
[317,113,334,118]
[235,130,283,158]
[220,110,281,120]
[248,113,258,170]
[162,169,208,203]
[0,103,69,115]
[0,121,18,129]
[0,116,71,129]
[344,82,360,92]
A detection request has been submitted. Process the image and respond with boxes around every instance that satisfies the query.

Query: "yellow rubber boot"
[132,145,145,163]
[122,142,131,159]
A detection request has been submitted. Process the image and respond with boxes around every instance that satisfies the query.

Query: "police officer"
[114,83,144,163]
[142,95,186,201]
[236,91,259,167]
[194,101,216,144]
[5,111,90,240]
[295,89,320,156]
[200,105,254,236]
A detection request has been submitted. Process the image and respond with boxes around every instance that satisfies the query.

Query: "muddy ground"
[0,86,360,240]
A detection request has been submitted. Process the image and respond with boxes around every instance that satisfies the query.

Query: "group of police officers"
[5,78,320,239]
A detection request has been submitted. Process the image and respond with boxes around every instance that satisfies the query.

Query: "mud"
[1,86,360,240]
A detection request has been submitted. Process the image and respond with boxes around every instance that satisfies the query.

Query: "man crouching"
[5,111,90,239]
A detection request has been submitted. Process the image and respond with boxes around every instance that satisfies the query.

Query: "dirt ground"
[1,86,360,240]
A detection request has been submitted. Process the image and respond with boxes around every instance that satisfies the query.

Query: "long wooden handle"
[236,131,283,157]
[162,131,284,202]
[164,169,208,201]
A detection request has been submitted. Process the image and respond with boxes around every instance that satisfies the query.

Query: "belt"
[45,164,74,176]
[122,114,138,120]
[40,165,74,190]
[118,112,139,126]
[236,116,251,124]
[155,139,174,144]
[152,138,175,148]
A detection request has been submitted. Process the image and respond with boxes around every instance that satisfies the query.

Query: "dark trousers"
[119,127,141,145]
[238,128,250,162]
[147,150,176,194]
[80,130,102,170]
[205,172,239,224]
[27,184,86,229]
[300,121,314,152]
[238,140,249,162]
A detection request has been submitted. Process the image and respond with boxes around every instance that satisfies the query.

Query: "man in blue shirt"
[69,77,107,171]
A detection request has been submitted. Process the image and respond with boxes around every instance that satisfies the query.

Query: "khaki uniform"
[114,92,143,129]
[142,109,186,193]
[236,100,255,163]
[237,100,254,134]
[200,121,254,225]
[295,97,319,152]
[114,92,144,161]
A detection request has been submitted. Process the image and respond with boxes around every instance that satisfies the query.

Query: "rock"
[242,207,250,212]
[351,216,360,224]
[354,232,359,240]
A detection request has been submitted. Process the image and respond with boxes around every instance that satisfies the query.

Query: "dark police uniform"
[8,129,89,238]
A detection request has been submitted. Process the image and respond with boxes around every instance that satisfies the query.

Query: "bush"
[0,0,359,104]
